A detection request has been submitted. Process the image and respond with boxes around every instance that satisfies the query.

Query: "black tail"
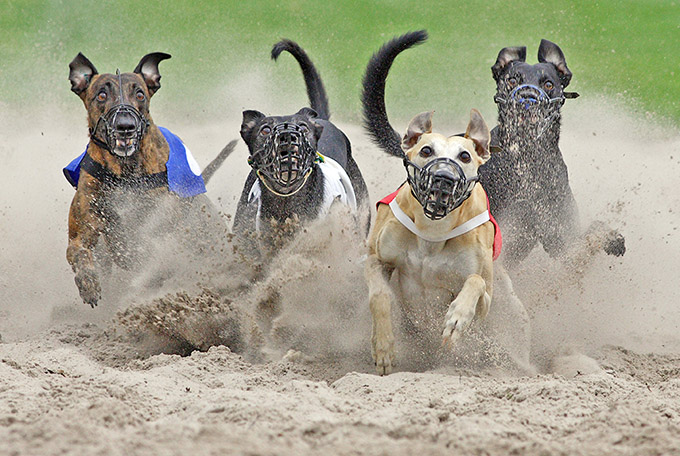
[272,39,331,121]
[361,30,428,158]
[201,139,237,184]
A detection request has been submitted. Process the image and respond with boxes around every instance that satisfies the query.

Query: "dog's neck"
[396,183,487,243]
[496,109,562,157]
[86,122,169,177]
[257,164,325,225]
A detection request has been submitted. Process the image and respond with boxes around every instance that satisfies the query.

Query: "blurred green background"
[2,0,678,126]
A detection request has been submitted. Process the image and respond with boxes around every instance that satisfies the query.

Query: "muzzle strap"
[80,153,167,191]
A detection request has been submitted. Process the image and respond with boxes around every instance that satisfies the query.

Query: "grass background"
[2,0,679,126]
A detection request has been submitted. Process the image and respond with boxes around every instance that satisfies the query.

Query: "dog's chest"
[381,234,471,302]
[408,241,473,288]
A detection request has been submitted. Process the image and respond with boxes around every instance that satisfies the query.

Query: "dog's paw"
[372,332,395,376]
[604,231,626,257]
[442,305,474,347]
[75,268,101,308]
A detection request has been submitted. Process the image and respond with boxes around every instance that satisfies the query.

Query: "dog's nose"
[433,169,456,181]
[114,113,137,134]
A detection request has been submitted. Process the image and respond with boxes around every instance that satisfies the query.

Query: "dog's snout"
[433,168,456,181]
[114,113,137,133]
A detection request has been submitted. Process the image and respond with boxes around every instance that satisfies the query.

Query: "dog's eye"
[459,151,471,163]
[507,77,517,87]
[260,126,271,136]
[419,146,434,157]
[544,81,554,91]
[136,90,146,101]
[97,91,107,102]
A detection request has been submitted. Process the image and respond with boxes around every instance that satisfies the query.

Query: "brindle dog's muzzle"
[404,157,479,221]
[248,122,317,196]
[90,70,149,158]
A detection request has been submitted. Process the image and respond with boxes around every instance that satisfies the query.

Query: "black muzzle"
[248,122,317,196]
[494,84,568,138]
[404,157,478,220]
[90,70,149,157]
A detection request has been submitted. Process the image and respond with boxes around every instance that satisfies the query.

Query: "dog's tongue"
[114,138,137,156]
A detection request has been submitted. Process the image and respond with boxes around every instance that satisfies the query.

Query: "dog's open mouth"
[277,145,301,182]
[113,136,139,157]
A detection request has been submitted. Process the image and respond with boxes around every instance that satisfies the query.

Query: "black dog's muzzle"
[90,70,149,158]
[494,84,579,138]
[404,157,478,220]
[494,84,565,110]
[248,122,317,196]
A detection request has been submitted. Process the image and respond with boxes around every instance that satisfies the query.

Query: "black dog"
[479,39,625,267]
[233,39,369,252]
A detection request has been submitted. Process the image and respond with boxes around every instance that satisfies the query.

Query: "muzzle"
[493,84,565,138]
[248,122,317,196]
[90,70,149,158]
[404,157,478,220]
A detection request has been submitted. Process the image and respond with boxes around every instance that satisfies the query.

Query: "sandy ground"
[1,95,680,455]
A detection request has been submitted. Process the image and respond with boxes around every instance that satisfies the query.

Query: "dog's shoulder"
[369,194,415,261]
[316,119,350,168]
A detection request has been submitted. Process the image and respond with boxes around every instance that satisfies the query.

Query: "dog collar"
[80,152,167,191]
[388,196,490,243]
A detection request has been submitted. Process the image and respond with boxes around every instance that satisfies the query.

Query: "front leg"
[365,254,395,375]
[67,188,104,308]
[442,274,489,346]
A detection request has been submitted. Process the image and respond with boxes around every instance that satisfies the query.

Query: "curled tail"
[272,39,330,121]
[361,30,428,158]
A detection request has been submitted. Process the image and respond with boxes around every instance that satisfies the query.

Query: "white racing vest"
[248,156,357,231]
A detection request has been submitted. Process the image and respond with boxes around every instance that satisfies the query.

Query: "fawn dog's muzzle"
[404,157,478,221]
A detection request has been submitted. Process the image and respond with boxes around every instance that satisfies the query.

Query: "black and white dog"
[233,39,369,253]
[479,39,625,268]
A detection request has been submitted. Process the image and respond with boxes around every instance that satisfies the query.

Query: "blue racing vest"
[63,127,206,198]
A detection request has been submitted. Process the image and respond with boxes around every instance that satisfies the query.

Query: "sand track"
[1,99,679,454]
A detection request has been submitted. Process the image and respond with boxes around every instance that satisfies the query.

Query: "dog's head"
[240,108,324,195]
[491,39,577,137]
[401,109,491,220]
[68,52,171,157]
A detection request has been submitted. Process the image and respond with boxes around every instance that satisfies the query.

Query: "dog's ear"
[295,107,319,119]
[134,52,171,96]
[464,109,491,161]
[402,111,433,151]
[491,46,526,81]
[538,39,572,88]
[69,53,98,97]
[296,107,324,141]
[240,110,266,141]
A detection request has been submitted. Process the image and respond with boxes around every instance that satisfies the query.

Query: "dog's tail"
[361,30,428,159]
[201,139,237,185]
[272,39,331,121]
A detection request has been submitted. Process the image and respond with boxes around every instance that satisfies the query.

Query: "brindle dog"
[67,52,234,307]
